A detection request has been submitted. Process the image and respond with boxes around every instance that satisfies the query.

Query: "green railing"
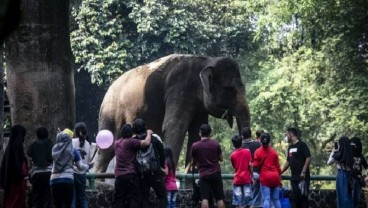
[86,173,336,190]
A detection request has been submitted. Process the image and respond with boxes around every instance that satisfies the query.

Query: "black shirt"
[287,140,311,181]
[242,140,261,160]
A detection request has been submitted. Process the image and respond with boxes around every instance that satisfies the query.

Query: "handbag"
[280,188,291,208]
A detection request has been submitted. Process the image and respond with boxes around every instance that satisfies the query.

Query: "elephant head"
[200,57,250,132]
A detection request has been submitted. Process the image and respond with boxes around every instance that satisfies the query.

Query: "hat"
[63,128,74,138]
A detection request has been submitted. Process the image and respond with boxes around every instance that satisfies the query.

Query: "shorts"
[232,184,252,206]
[199,172,225,201]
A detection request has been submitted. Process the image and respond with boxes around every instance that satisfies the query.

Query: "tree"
[4,0,75,147]
[245,0,368,176]
[70,0,255,85]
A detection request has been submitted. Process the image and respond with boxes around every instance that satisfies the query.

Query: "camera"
[334,141,339,150]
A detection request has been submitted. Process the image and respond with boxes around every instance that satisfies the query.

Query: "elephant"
[95,54,250,173]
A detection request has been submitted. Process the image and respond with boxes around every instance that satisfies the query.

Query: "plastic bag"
[298,180,308,196]
[280,187,291,208]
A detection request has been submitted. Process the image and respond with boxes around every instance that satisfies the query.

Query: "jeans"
[72,173,88,208]
[166,190,177,208]
[260,185,281,208]
[336,169,354,208]
[232,184,252,206]
[51,182,74,208]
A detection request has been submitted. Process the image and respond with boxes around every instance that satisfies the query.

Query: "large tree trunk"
[4,0,75,148]
[0,47,4,159]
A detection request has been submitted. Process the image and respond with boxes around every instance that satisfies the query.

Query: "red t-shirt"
[190,138,222,177]
[230,148,252,185]
[114,138,141,177]
[253,146,281,188]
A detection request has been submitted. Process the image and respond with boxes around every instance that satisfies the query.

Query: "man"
[190,124,225,208]
[241,127,262,208]
[241,127,261,159]
[113,124,152,208]
[281,127,312,208]
[230,135,253,208]
[27,127,53,208]
[133,119,166,208]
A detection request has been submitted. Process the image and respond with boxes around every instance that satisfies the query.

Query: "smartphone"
[334,141,339,150]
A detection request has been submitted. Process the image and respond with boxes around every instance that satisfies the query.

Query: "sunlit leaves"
[71,0,254,85]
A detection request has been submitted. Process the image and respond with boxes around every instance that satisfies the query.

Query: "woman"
[0,125,30,208]
[164,147,178,208]
[71,122,92,208]
[350,137,368,207]
[51,132,90,208]
[253,133,282,208]
[327,136,354,208]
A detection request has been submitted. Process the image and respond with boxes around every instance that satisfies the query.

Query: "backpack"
[135,134,161,176]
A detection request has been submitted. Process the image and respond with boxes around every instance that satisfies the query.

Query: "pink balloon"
[96,130,114,149]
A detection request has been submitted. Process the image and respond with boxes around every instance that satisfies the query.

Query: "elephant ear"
[200,67,213,94]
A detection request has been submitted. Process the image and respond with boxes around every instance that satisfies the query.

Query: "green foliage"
[246,0,368,177]
[71,0,368,186]
[71,0,255,85]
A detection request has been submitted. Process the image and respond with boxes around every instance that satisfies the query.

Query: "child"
[230,135,253,208]
[164,147,178,208]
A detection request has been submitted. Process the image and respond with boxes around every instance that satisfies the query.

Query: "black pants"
[51,182,74,208]
[290,179,310,208]
[31,172,52,208]
[141,173,167,208]
[113,174,141,208]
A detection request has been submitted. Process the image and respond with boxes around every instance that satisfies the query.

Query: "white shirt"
[72,138,91,174]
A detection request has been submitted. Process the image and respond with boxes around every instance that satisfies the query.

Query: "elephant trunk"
[234,93,251,134]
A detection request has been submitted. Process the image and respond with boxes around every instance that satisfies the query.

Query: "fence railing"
[86,173,336,190]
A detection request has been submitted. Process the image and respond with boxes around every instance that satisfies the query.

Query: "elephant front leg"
[162,104,194,165]
[186,114,208,167]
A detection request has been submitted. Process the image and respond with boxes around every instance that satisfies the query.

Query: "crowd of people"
[0,123,94,208]
[0,121,367,208]
[191,125,368,208]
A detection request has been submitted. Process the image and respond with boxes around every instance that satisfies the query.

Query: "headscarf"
[332,136,354,169]
[52,132,73,173]
[0,125,26,194]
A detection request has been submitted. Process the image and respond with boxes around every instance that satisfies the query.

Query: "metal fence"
[86,173,336,190]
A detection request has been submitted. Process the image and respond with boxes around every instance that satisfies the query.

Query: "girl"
[164,147,178,208]
[72,122,93,208]
[350,137,368,207]
[253,133,282,208]
[51,132,90,208]
[327,136,355,208]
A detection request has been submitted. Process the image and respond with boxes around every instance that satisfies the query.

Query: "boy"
[230,135,253,208]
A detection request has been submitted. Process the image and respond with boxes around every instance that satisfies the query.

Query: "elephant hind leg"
[95,147,115,174]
